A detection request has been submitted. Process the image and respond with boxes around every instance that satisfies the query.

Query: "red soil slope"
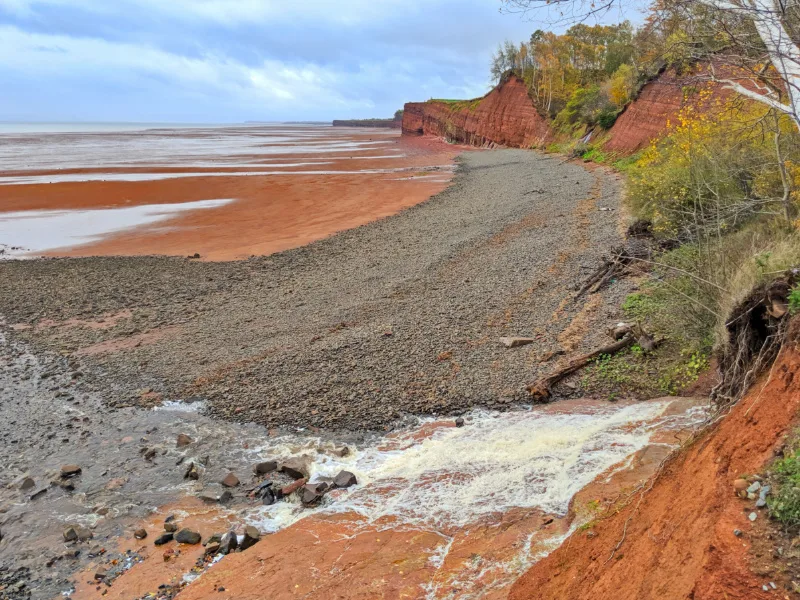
[402,75,552,148]
[509,320,800,600]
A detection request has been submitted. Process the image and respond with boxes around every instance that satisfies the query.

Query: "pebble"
[60,464,82,478]
[254,460,278,475]
[175,529,202,545]
[749,512,757,522]
[134,529,148,540]
[239,525,261,551]
[154,532,174,546]
[221,473,240,488]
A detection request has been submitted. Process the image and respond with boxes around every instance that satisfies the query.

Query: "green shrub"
[597,106,620,129]
[769,445,800,526]
[789,286,800,315]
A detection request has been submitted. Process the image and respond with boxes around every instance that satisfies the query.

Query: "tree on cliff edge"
[502,0,800,133]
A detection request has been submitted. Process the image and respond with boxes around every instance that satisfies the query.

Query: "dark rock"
[239,525,261,550]
[61,465,82,478]
[184,462,199,480]
[204,533,223,546]
[734,529,743,537]
[198,487,233,503]
[280,458,310,480]
[333,471,358,489]
[301,482,327,506]
[134,529,148,540]
[164,522,178,533]
[205,542,221,556]
[94,567,107,580]
[455,417,465,428]
[220,532,238,555]
[175,529,201,545]
[176,434,193,448]
[154,532,174,546]
[254,460,278,475]
[221,473,240,488]
[20,477,35,491]
[165,515,176,523]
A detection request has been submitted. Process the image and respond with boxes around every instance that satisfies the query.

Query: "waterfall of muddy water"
[0,124,462,260]
[163,399,704,600]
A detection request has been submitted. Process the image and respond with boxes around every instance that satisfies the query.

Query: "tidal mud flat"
[0,149,708,598]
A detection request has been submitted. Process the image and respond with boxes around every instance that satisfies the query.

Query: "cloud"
[0,1,548,121]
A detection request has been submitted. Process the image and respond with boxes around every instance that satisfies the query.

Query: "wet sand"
[0,125,461,260]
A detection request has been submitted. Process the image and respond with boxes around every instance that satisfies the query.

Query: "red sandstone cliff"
[402,75,552,148]
[509,319,800,600]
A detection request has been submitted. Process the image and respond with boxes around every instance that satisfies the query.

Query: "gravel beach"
[0,150,626,432]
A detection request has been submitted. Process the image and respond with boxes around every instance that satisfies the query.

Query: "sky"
[0,0,633,123]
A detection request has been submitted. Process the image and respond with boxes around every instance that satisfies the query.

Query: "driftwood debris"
[526,335,635,402]
[575,241,650,299]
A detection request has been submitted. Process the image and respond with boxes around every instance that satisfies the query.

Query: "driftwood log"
[575,241,650,299]
[526,335,635,402]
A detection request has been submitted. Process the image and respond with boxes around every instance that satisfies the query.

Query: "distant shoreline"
[332,118,402,128]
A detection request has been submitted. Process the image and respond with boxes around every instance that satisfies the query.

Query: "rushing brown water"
[0,124,460,260]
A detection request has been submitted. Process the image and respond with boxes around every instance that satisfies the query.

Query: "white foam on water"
[245,399,706,534]
[0,199,233,257]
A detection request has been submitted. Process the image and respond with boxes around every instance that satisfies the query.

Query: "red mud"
[0,131,461,261]
[509,322,800,600]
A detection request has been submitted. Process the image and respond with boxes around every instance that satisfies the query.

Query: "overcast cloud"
[0,0,566,123]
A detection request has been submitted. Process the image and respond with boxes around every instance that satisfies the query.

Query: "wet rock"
[734,529,742,537]
[175,529,201,545]
[499,337,536,348]
[164,522,178,533]
[204,533,223,546]
[60,465,82,478]
[333,470,358,489]
[29,487,47,501]
[281,478,307,496]
[134,529,148,540]
[154,532,174,546]
[221,473,240,488]
[184,462,199,480]
[301,482,327,506]
[220,532,238,555]
[198,486,233,504]
[63,526,92,543]
[332,446,350,458]
[455,417,465,428]
[205,542,221,556]
[279,458,310,480]
[254,460,278,475]
[176,433,193,448]
[239,526,261,551]
[94,567,107,581]
[20,477,35,491]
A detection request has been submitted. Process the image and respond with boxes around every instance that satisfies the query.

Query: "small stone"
[63,527,78,542]
[164,522,178,533]
[301,483,327,506]
[176,434,193,448]
[218,587,226,593]
[254,461,278,475]
[756,498,767,508]
[94,567,107,580]
[154,532,174,546]
[175,529,201,545]
[184,462,199,480]
[239,525,261,550]
[733,479,749,492]
[20,477,35,491]
[29,487,48,501]
[61,465,82,478]
[134,529,148,540]
[749,512,758,522]
[734,529,742,537]
[332,447,350,458]
[747,482,762,494]
[220,532,238,555]
[280,459,310,480]
[204,533,223,546]
[221,473,240,488]
[455,417,465,428]
[770,582,777,589]
[63,525,93,542]
[205,542,221,556]
[333,470,358,489]
[499,337,536,348]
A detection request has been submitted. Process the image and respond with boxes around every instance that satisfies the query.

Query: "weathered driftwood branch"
[526,335,636,402]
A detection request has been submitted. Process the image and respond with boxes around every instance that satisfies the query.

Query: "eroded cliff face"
[603,65,733,154]
[402,75,552,148]
[509,319,800,600]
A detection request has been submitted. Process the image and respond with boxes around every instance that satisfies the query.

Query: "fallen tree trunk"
[526,335,635,402]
